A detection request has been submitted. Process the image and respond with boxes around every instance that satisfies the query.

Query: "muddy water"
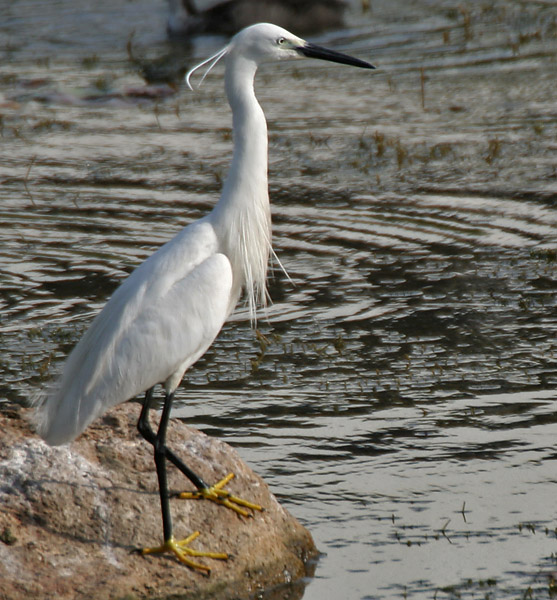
[1,1,556,599]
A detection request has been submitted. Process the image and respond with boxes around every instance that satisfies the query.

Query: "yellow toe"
[178,473,264,517]
[141,532,228,573]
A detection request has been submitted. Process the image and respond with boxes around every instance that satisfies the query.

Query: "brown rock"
[0,403,316,599]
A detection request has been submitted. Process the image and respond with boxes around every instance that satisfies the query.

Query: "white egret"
[34,22,374,571]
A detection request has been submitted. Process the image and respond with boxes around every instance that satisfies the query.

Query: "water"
[1,1,556,598]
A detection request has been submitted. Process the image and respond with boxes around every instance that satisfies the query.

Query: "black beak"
[297,42,375,70]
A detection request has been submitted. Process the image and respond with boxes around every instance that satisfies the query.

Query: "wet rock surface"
[0,403,316,600]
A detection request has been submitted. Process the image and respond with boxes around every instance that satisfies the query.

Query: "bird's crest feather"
[186,46,228,90]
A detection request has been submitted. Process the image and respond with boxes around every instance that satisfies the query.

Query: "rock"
[0,403,316,599]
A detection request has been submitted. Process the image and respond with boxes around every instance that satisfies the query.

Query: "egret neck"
[211,53,271,320]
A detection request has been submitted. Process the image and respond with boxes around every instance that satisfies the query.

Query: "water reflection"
[1,1,556,599]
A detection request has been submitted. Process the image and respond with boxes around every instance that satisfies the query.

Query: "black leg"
[137,388,210,511]
[137,387,156,444]
[137,387,176,540]
[155,390,175,541]
[136,388,229,571]
[165,445,209,490]
[137,387,262,526]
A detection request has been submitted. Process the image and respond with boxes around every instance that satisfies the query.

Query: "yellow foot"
[178,473,263,517]
[140,532,228,573]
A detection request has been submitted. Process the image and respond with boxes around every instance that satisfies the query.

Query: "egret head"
[227,23,306,63]
[230,23,375,69]
[186,22,374,89]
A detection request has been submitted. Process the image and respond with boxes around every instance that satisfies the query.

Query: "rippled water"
[1,1,556,599]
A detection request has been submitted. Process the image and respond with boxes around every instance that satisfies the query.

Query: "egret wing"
[36,220,234,445]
